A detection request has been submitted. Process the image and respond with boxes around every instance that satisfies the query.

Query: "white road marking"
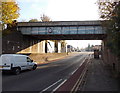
[79,58,86,67]
[40,79,62,93]
[52,79,67,92]
[71,57,87,76]
[71,69,78,75]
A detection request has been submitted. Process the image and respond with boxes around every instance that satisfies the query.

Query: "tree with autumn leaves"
[1,0,20,30]
[98,1,120,57]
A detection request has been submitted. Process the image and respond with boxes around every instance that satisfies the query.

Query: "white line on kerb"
[71,58,87,75]
[52,79,67,92]
[79,58,86,67]
[71,69,77,75]
[40,79,62,93]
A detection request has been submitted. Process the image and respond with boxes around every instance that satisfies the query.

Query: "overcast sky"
[16,0,102,48]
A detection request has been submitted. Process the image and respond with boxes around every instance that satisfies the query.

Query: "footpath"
[77,58,119,92]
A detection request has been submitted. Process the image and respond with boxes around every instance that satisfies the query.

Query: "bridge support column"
[45,40,48,53]
[55,41,58,53]
[54,40,62,53]
[38,40,45,53]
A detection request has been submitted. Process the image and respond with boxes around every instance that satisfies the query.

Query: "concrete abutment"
[101,38,120,76]
[2,31,66,54]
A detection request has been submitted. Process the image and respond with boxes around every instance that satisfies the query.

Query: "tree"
[29,19,38,22]
[0,1,2,23]
[1,0,20,29]
[98,1,117,19]
[98,1,120,57]
[40,14,51,22]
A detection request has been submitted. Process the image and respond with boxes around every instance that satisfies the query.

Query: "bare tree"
[40,14,51,22]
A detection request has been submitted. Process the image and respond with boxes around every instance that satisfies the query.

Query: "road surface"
[2,52,91,92]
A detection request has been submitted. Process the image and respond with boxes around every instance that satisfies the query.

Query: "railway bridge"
[18,20,106,40]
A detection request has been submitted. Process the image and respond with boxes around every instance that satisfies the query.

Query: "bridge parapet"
[18,20,102,27]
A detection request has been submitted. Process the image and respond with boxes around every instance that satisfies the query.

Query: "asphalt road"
[2,52,91,92]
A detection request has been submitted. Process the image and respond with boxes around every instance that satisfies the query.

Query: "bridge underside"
[29,34,106,40]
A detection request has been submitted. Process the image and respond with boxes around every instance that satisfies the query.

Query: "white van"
[0,54,37,75]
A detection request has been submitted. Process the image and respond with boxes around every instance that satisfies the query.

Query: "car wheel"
[13,68,21,75]
[32,65,37,70]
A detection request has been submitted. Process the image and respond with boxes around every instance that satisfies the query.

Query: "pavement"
[77,57,119,92]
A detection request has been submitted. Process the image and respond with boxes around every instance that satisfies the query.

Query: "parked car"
[0,54,37,75]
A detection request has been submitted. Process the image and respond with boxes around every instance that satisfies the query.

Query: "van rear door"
[0,55,13,70]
